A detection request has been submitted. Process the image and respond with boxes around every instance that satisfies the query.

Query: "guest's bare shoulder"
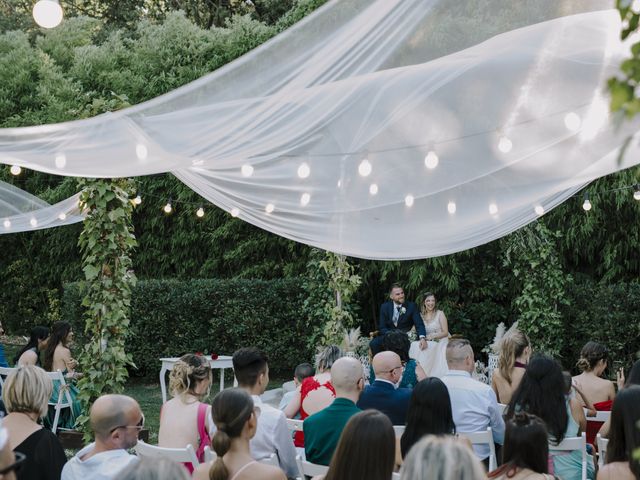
[192,461,212,480]
[252,464,286,480]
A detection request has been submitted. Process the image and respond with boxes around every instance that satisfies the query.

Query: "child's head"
[294,363,315,385]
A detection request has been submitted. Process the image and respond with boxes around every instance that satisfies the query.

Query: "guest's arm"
[379,303,390,334]
[411,306,426,338]
[415,363,427,382]
[274,414,300,479]
[598,417,610,438]
[283,389,301,419]
[487,390,505,445]
[570,396,587,434]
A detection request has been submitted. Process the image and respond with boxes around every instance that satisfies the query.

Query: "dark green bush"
[62,278,313,377]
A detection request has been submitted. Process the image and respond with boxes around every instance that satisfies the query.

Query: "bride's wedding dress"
[409,310,449,378]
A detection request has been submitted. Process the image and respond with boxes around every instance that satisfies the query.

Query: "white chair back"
[597,433,608,469]
[0,366,17,388]
[135,440,199,469]
[259,453,279,467]
[287,418,304,432]
[464,427,498,471]
[497,403,508,415]
[45,370,74,434]
[392,472,401,479]
[583,408,610,423]
[393,425,405,436]
[296,454,328,477]
[203,445,215,463]
[549,433,587,480]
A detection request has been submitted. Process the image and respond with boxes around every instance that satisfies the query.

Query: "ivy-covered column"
[501,221,570,358]
[75,178,137,430]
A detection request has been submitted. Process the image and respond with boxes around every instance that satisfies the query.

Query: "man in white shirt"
[441,338,505,468]
[233,347,298,478]
[62,394,141,480]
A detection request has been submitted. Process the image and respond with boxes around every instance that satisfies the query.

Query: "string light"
[55,154,66,169]
[634,184,640,201]
[534,205,545,216]
[405,194,414,207]
[498,136,512,153]
[29,218,37,227]
[32,0,63,28]
[564,112,581,132]
[358,159,372,177]
[489,203,498,215]
[133,195,142,205]
[230,207,240,217]
[135,144,148,160]
[424,150,439,169]
[265,203,275,214]
[3,220,10,229]
[163,199,173,214]
[196,206,205,218]
[447,201,456,214]
[369,184,378,195]
[10,165,21,176]
[241,164,254,177]
[58,212,67,220]
[582,193,592,211]
[297,163,310,179]
[300,193,311,206]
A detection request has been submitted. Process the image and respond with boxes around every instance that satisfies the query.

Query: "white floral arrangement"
[483,322,506,355]
[400,306,406,315]
[472,360,489,384]
[406,328,417,342]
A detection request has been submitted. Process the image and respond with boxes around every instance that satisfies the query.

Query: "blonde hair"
[169,354,212,400]
[315,345,343,372]
[498,329,530,384]
[2,365,53,418]
[400,435,485,480]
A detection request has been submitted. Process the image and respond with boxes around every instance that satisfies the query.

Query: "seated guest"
[369,331,426,389]
[572,342,615,444]
[506,354,594,480]
[370,283,426,356]
[2,365,67,480]
[441,338,504,466]
[62,394,141,480]
[232,347,297,478]
[599,359,640,438]
[314,410,395,480]
[491,329,531,404]
[120,457,189,480]
[357,351,412,425]
[488,412,552,480]
[193,388,285,480]
[43,321,82,430]
[13,326,49,367]
[304,357,364,465]
[284,345,342,448]
[597,385,640,480]
[400,378,457,459]
[0,420,21,480]
[158,353,212,472]
[279,363,314,411]
[400,435,485,480]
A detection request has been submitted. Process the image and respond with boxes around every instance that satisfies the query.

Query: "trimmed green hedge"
[62,278,313,377]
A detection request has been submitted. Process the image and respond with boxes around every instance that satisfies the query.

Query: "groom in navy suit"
[370,283,427,355]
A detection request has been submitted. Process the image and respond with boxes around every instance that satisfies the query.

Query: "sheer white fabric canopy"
[1,0,638,258]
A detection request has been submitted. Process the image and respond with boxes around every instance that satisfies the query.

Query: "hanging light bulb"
[405,195,414,207]
[358,159,372,177]
[32,0,63,28]
[196,206,205,218]
[297,163,310,179]
[55,153,66,169]
[534,205,545,216]
[564,112,581,132]
[9,165,22,176]
[29,218,38,227]
[3,219,10,229]
[424,150,439,169]
[633,184,640,201]
[133,195,142,205]
[135,143,148,160]
[489,203,498,215]
[230,207,240,217]
[58,212,67,220]
[265,203,275,214]
[300,193,311,206]
[369,183,378,195]
[447,201,456,214]
[241,164,254,177]
[582,193,592,211]
[498,136,512,153]
[163,199,173,214]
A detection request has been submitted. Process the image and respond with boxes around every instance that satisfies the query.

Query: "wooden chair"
[465,427,498,471]
[287,418,304,432]
[135,440,199,470]
[45,370,75,434]
[596,433,608,469]
[296,454,328,477]
[549,433,587,480]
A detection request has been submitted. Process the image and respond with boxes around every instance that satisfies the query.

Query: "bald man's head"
[446,339,474,373]
[331,357,364,395]
[91,394,141,441]
[372,351,403,382]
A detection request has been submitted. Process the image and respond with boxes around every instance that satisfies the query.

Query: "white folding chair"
[498,403,508,416]
[45,370,75,434]
[465,427,498,471]
[0,366,17,389]
[296,454,328,477]
[203,445,215,463]
[549,433,587,480]
[393,425,405,436]
[287,418,304,432]
[135,440,199,470]
[392,472,401,479]
[596,433,608,469]
[583,408,610,423]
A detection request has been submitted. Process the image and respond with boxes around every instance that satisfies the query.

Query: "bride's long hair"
[420,292,437,317]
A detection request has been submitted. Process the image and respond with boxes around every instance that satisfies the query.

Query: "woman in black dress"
[2,365,66,480]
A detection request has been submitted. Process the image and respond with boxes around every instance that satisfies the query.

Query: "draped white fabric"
[0,181,83,233]
[1,0,638,258]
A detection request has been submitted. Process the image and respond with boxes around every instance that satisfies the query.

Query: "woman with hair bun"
[158,353,213,472]
[491,329,531,404]
[572,342,615,445]
[192,388,285,480]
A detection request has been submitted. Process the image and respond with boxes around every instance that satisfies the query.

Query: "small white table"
[159,356,234,404]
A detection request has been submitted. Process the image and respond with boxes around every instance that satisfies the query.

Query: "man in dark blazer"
[357,351,412,425]
[370,283,427,355]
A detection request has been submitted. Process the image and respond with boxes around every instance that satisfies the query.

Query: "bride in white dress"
[409,292,450,378]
